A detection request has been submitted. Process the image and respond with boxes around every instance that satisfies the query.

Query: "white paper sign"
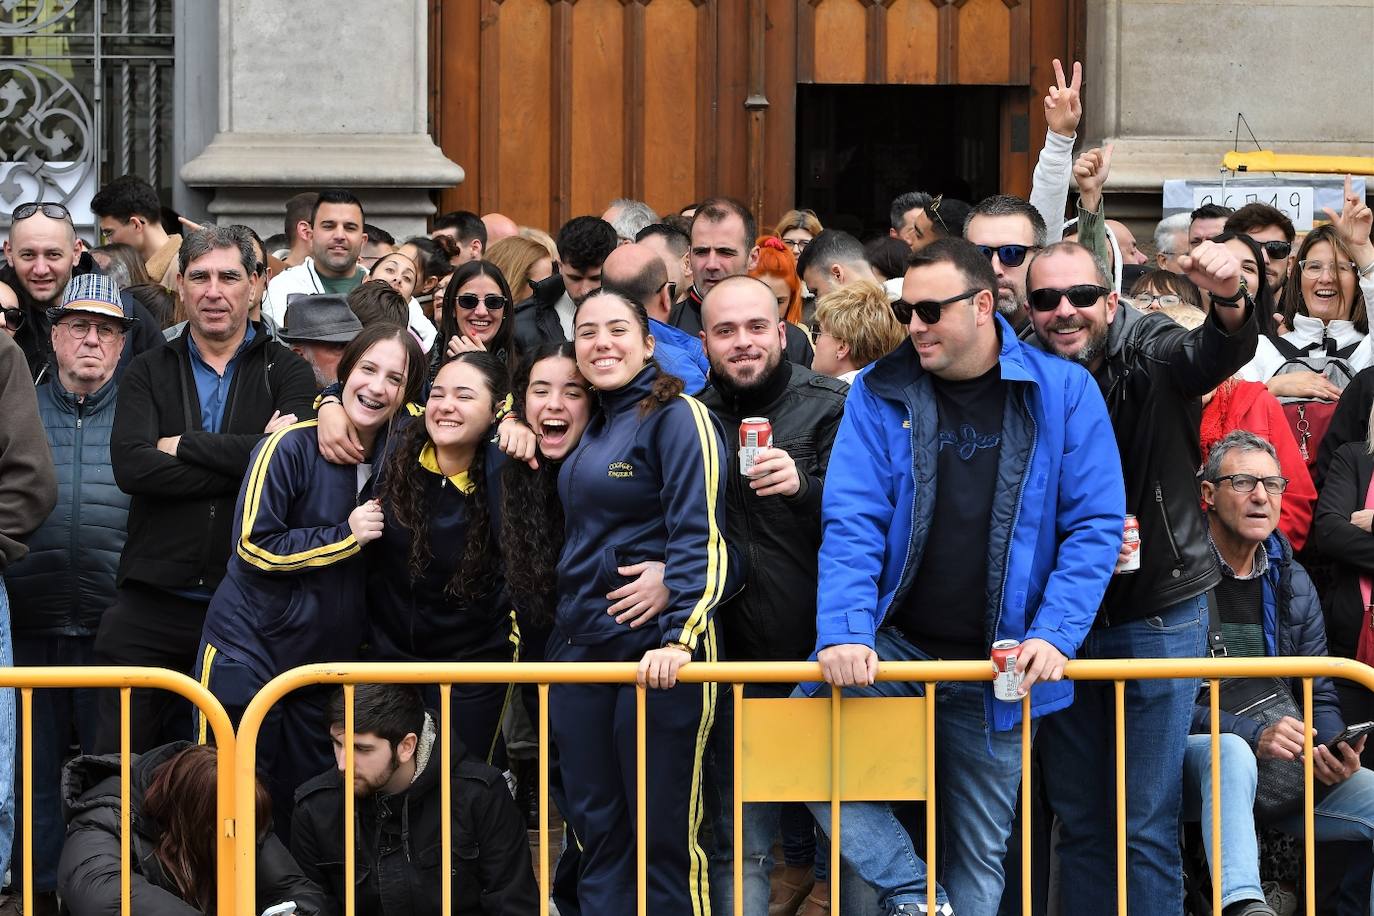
[1192,186,1314,230]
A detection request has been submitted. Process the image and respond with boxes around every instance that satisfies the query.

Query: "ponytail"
[638,360,685,417]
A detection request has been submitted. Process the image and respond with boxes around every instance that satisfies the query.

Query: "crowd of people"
[2,57,1374,916]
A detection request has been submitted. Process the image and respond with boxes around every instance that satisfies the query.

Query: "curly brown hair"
[377,351,508,599]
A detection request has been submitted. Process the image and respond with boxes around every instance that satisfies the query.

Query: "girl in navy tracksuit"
[196,325,426,826]
[368,351,519,766]
[549,291,731,916]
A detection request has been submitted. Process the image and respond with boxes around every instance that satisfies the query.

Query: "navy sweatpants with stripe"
[548,625,717,916]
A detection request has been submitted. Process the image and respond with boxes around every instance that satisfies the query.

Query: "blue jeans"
[802,628,1029,916]
[11,634,100,892]
[1038,593,1206,915]
[1184,732,1374,913]
[0,580,15,885]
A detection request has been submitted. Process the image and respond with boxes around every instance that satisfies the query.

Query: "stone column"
[179,0,463,239]
[1083,0,1374,225]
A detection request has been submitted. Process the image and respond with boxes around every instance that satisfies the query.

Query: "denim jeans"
[1184,731,1374,914]
[11,634,100,892]
[0,580,15,886]
[1038,593,1206,915]
[800,628,1029,916]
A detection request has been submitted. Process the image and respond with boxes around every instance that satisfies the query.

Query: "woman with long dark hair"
[60,742,324,916]
[548,290,731,916]
[368,351,519,765]
[438,261,516,368]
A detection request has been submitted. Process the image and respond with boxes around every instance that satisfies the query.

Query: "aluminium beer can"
[992,639,1023,703]
[1116,514,1141,574]
[739,417,773,476]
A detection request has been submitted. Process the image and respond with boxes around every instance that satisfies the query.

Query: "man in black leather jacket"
[1026,239,1259,915]
[694,275,847,915]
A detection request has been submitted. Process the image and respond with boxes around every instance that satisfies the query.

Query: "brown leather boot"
[768,864,815,916]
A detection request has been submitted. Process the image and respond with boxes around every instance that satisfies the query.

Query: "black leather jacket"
[697,361,848,659]
[512,274,568,354]
[1077,303,1259,624]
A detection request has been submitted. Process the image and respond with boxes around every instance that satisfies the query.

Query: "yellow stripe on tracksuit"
[237,420,362,572]
[675,395,727,652]
[687,621,718,916]
[196,643,218,745]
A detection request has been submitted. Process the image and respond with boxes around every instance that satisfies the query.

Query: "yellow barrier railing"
[230,656,1374,916]
[0,667,236,916]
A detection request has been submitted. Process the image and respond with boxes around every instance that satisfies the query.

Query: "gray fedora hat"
[280,293,363,344]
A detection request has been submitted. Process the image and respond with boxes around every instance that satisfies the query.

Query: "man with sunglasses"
[1025,238,1259,915]
[964,195,1047,333]
[806,238,1123,916]
[1,202,164,384]
[1225,203,1297,302]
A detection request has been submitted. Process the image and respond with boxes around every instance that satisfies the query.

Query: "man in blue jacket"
[807,238,1124,915]
[1187,430,1374,916]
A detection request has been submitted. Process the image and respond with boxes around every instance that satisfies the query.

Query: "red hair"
[749,235,803,324]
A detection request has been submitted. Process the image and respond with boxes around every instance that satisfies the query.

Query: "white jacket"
[1236,314,1374,386]
[264,258,437,352]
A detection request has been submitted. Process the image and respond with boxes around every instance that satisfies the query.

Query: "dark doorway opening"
[795,83,1003,241]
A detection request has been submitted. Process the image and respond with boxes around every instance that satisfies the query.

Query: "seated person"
[1185,430,1374,916]
[290,683,538,916]
[59,742,324,916]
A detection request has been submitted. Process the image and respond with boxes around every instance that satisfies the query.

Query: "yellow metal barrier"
[232,657,1374,916]
[1221,150,1374,176]
[0,667,236,916]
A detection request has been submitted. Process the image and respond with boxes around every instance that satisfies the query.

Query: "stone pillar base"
[180,132,464,239]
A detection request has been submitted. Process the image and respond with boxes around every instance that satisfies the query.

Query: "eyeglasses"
[1,307,25,331]
[1250,238,1292,261]
[1212,473,1289,495]
[12,202,72,223]
[456,293,508,311]
[59,318,124,343]
[1131,293,1181,310]
[892,288,980,325]
[1028,284,1109,313]
[925,195,952,237]
[781,237,810,253]
[1298,259,1357,278]
[976,244,1037,269]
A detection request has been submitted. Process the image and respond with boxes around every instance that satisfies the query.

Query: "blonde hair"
[485,236,550,302]
[813,280,906,369]
[518,227,559,261]
[773,209,823,239]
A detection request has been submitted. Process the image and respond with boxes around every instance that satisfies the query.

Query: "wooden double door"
[431,0,1082,235]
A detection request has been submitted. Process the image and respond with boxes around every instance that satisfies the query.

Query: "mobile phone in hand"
[1326,721,1374,753]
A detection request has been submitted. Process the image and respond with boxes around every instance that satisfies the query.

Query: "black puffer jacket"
[1041,302,1258,624]
[3,377,127,635]
[111,323,316,591]
[58,741,326,916]
[0,253,164,384]
[290,717,538,916]
[511,274,567,355]
[696,361,847,660]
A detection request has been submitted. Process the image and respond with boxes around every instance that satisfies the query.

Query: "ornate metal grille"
[0,0,174,235]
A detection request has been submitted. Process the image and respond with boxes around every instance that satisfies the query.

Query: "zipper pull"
[1155,483,1164,503]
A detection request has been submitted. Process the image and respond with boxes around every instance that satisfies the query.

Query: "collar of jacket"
[862,312,1033,401]
[708,356,795,415]
[595,362,661,414]
[48,374,118,414]
[166,318,272,355]
[418,441,476,493]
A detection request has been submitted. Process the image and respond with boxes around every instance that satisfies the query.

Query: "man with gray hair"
[603,198,660,246]
[1154,212,1191,272]
[1027,238,1260,914]
[96,226,316,753]
[1187,429,1374,916]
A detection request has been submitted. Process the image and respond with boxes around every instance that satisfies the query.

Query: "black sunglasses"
[892,289,980,325]
[1252,238,1292,261]
[1028,284,1109,313]
[1,307,25,332]
[976,244,1037,268]
[12,202,71,223]
[456,293,508,311]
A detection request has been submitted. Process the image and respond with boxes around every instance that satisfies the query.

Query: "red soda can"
[1115,514,1141,574]
[739,417,773,476]
[992,639,1022,702]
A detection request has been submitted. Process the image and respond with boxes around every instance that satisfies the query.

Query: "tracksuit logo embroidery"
[608,461,635,479]
[939,424,1000,460]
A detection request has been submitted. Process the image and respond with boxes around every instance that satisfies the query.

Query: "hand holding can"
[1115,515,1140,574]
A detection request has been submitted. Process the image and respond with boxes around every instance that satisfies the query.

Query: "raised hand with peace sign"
[1044,59,1083,138]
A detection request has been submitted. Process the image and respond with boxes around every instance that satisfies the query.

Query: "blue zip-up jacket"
[201,419,370,682]
[1191,532,1344,747]
[4,377,127,636]
[812,315,1125,730]
[556,365,731,653]
[647,318,710,393]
